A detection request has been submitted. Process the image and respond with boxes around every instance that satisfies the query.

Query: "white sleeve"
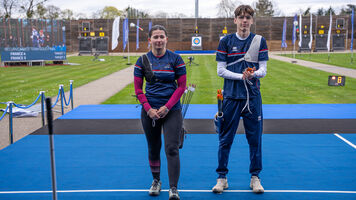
[217,62,243,80]
[254,61,267,78]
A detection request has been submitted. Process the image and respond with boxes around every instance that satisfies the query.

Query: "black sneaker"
[148,179,161,196]
[169,187,180,200]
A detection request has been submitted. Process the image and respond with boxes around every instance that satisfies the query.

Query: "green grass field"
[0,55,137,109]
[281,53,356,69]
[103,55,356,104]
[103,56,225,105]
[1,54,355,110]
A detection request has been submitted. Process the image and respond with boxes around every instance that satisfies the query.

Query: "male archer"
[212,4,268,194]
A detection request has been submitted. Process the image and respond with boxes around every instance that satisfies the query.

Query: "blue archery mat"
[0,133,355,200]
[58,104,356,119]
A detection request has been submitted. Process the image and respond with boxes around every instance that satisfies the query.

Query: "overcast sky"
[47,0,353,18]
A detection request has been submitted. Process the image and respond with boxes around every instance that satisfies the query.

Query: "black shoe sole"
[148,191,161,196]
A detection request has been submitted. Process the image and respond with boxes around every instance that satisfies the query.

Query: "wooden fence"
[62,15,355,52]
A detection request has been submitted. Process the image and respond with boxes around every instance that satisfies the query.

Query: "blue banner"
[292,14,298,45]
[1,47,66,61]
[123,18,129,50]
[351,8,354,51]
[148,21,152,48]
[281,18,287,48]
[62,26,66,45]
[136,19,139,50]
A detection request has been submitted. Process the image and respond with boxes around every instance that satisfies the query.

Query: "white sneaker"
[169,187,180,200]
[250,176,264,193]
[148,179,161,196]
[212,178,228,193]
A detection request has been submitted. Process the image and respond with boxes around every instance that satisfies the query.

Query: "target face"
[191,36,202,47]
[193,38,200,44]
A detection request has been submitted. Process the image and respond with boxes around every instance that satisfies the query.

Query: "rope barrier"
[51,88,62,109]
[0,85,70,122]
[0,81,74,146]
[62,86,71,106]
[0,104,9,121]
[13,92,42,109]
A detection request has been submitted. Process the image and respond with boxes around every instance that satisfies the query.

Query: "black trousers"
[141,108,183,188]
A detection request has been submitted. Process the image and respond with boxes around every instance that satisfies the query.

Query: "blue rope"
[62,87,71,106]
[2,83,72,113]
[0,104,9,121]
[13,93,42,109]
[62,84,73,106]
[51,88,61,108]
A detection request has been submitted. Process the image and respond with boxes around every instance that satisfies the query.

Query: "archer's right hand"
[243,67,256,80]
[147,108,160,120]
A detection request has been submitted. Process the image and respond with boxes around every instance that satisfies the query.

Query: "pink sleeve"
[134,76,151,112]
[165,74,187,110]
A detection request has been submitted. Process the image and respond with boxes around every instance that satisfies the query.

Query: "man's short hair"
[234,5,254,18]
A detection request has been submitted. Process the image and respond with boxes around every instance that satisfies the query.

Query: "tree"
[303,7,311,16]
[75,12,87,19]
[216,0,239,18]
[34,3,46,18]
[340,4,356,15]
[60,9,74,20]
[254,0,274,16]
[316,8,324,16]
[151,10,190,18]
[170,12,188,18]
[100,6,121,19]
[20,0,48,18]
[91,9,102,19]
[45,5,60,19]
[1,0,17,19]
[325,6,335,16]
[153,11,168,18]
[124,6,149,18]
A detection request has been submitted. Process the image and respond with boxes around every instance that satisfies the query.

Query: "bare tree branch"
[2,0,17,18]
[20,0,48,18]
[216,0,240,18]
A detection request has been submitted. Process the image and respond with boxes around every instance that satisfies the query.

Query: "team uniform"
[216,33,268,178]
[134,49,186,189]
[134,50,186,111]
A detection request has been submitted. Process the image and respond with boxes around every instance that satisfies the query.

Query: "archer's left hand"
[157,106,169,118]
[243,67,256,80]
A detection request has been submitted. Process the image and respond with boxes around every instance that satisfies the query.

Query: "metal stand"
[45,98,58,200]
[8,101,13,144]
[59,85,64,115]
[127,35,131,65]
[70,80,74,110]
[40,91,45,126]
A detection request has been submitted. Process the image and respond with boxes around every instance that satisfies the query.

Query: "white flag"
[298,14,302,47]
[327,14,332,52]
[308,14,313,49]
[111,16,120,50]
